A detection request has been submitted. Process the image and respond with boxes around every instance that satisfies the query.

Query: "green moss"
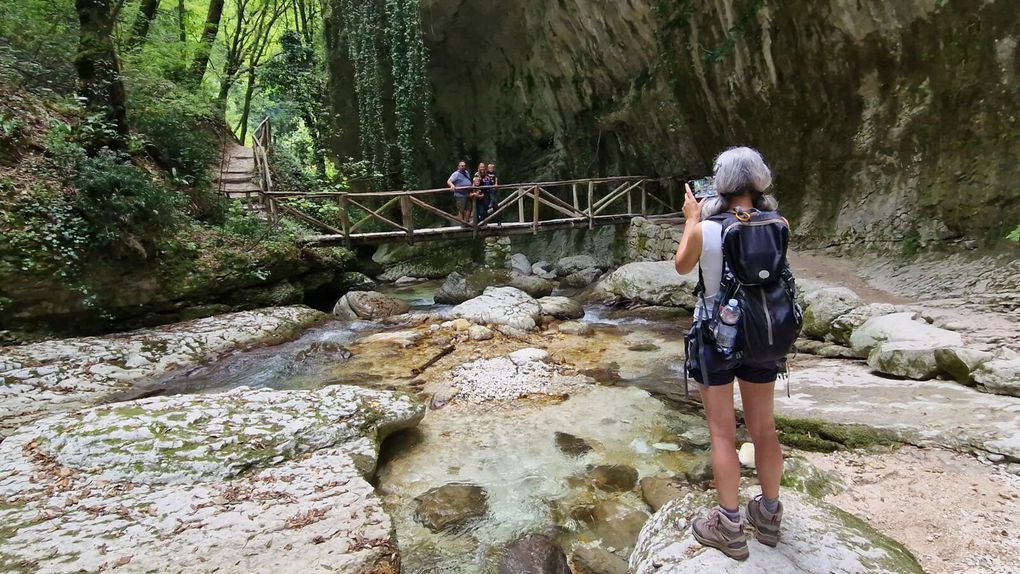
[773,415,902,452]
[113,406,147,417]
[829,505,925,572]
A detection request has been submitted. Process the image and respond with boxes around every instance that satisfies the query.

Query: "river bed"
[149,282,704,572]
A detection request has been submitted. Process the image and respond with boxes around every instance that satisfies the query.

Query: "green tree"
[74,0,130,148]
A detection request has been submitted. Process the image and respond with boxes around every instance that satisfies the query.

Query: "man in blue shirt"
[447,160,473,223]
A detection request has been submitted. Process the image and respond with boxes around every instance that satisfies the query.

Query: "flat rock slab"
[757,359,1020,459]
[0,306,326,438]
[451,286,543,331]
[0,385,424,573]
[630,489,923,573]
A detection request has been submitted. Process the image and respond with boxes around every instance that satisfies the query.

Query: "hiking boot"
[691,507,749,560]
[746,494,783,546]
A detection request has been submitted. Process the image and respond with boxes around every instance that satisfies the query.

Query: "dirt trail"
[783,249,1020,573]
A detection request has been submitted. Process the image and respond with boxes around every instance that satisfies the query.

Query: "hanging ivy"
[335,0,431,188]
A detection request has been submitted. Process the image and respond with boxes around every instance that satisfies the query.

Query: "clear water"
[151,285,705,573]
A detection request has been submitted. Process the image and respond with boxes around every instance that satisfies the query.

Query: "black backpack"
[684,208,803,395]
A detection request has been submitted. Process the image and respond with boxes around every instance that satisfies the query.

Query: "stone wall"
[626,217,682,262]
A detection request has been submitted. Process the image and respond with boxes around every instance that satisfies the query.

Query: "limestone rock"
[558,321,593,336]
[867,341,944,380]
[452,287,543,331]
[630,490,924,573]
[591,500,650,553]
[509,348,551,365]
[829,303,899,346]
[498,534,571,574]
[933,347,995,386]
[337,271,377,291]
[413,483,489,532]
[509,253,533,276]
[802,287,863,340]
[509,274,556,298]
[468,324,495,341]
[593,261,698,308]
[588,464,639,492]
[639,476,687,512]
[0,385,424,574]
[333,291,409,320]
[532,261,557,279]
[972,359,1020,398]
[569,545,630,574]
[850,312,963,356]
[561,267,603,288]
[555,432,594,456]
[557,255,602,276]
[538,296,585,320]
[0,306,326,438]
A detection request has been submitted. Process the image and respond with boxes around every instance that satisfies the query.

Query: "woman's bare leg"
[700,382,740,510]
[738,379,782,498]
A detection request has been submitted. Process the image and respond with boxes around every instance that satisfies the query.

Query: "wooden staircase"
[215,143,261,200]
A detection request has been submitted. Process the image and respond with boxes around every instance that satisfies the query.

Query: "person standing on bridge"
[484,163,500,221]
[448,160,473,223]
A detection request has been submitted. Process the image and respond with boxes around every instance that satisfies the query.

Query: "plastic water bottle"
[714,299,741,355]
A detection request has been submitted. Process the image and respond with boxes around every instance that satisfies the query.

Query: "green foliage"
[1008,225,1020,242]
[900,232,921,257]
[335,0,432,188]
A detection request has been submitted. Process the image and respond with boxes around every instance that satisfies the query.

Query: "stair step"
[215,175,255,184]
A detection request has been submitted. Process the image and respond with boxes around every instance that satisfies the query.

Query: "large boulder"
[413,483,489,533]
[0,386,424,574]
[451,287,544,331]
[867,341,943,380]
[829,303,899,346]
[557,255,603,276]
[434,269,512,304]
[561,267,603,288]
[538,296,585,320]
[333,290,409,320]
[509,253,533,276]
[532,261,557,279]
[801,287,863,340]
[933,347,995,386]
[593,261,699,308]
[630,490,923,574]
[849,312,963,356]
[972,359,1020,398]
[509,274,556,298]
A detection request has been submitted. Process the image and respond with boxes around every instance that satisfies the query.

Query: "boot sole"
[692,529,750,561]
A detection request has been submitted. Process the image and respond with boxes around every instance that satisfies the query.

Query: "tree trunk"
[128,0,161,48]
[237,68,257,143]
[188,0,225,86]
[177,0,186,42]
[304,111,327,177]
[75,0,130,149]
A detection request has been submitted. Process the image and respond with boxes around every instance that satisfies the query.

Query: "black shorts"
[685,326,780,387]
[455,194,468,211]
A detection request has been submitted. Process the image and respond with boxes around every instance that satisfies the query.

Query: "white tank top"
[696,220,723,320]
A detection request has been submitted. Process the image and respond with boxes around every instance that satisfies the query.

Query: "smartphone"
[688,177,716,200]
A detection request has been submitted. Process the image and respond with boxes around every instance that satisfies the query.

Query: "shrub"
[1008,225,1020,242]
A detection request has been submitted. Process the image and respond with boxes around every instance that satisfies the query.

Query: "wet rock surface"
[539,296,585,320]
[555,432,594,456]
[333,290,410,320]
[497,534,571,574]
[630,489,924,573]
[413,483,490,533]
[591,499,650,553]
[587,464,639,492]
[0,306,326,438]
[639,476,687,512]
[0,385,424,573]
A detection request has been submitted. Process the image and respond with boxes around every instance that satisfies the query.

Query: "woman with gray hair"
[673,147,788,560]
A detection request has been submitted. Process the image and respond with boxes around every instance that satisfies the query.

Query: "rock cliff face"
[327,0,1020,247]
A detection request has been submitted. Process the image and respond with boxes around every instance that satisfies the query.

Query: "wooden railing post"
[518,187,525,223]
[641,181,647,215]
[400,195,414,242]
[587,181,595,229]
[532,186,540,235]
[572,183,579,211]
[627,180,634,215]
[339,194,352,247]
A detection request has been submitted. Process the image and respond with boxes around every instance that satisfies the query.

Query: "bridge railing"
[264,176,678,246]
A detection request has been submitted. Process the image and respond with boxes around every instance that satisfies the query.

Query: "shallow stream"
[154,283,704,573]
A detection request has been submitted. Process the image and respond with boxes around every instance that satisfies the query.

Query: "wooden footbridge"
[225,119,679,247]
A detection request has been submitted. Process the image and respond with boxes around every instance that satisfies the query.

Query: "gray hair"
[701,146,778,219]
